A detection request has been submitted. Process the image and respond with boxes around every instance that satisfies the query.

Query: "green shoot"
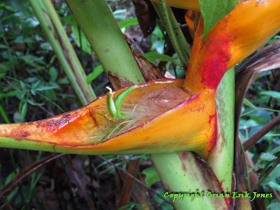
[106,85,137,118]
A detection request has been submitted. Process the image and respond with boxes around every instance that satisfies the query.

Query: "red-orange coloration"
[1,0,280,166]
[0,79,217,159]
[184,0,280,95]
[207,113,217,153]
[184,10,195,39]
[180,151,189,160]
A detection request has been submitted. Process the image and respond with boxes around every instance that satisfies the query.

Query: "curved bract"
[184,0,280,95]
[1,0,280,165]
[150,0,200,11]
[0,79,216,159]
[185,11,195,38]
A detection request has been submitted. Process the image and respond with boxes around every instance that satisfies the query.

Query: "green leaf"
[113,9,127,15]
[113,9,127,20]
[142,166,160,187]
[267,202,280,210]
[0,61,14,73]
[9,0,32,17]
[14,36,33,44]
[260,153,277,162]
[245,108,271,124]
[61,14,77,26]
[0,73,6,78]
[87,65,104,84]
[49,67,58,81]
[119,18,138,29]
[59,78,69,84]
[143,52,183,67]
[262,165,280,185]
[243,98,259,110]
[260,91,280,99]
[31,80,41,90]
[153,190,173,210]
[151,40,164,54]
[71,25,92,55]
[117,202,137,210]
[199,0,237,37]
[152,26,163,39]
[239,119,258,129]
[21,55,46,65]
[20,81,26,90]
[268,180,280,192]
[0,44,7,49]
[35,85,59,91]
[4,170,18,202]
[94,80,109,93]
[40,42,52,51]
[0,91,22,99]
[27,99,44,106]
[114,85,137,118]
[20,101,27,122]
[271,146,280,154]
[0,104,10,123]
[17,91,27,101]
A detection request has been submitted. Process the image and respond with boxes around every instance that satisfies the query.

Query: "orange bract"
[184,0,280,95]
[0,79,216,159]
[1,0,280,160]
[185,10,195,39]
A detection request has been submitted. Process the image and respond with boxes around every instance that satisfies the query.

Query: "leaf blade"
[199,0,237,37]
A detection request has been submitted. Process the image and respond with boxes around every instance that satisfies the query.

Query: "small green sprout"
[106,85,137,118]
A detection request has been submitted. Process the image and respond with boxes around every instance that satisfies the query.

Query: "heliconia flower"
[0,79,216,159]
[184,0,280,95]
[1,0,280,160]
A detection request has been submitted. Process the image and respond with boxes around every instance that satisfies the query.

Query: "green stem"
[165,5,191,60]
[150,69,235,209]
[65,0,144,84]
[208,68,235,193]
[78,25,85,70]
[29,0,96,106]
[153,1,190,70]
[1,36,16,78]
[151,153,228,209]
[239,137,250,191]
[41,0,96,105]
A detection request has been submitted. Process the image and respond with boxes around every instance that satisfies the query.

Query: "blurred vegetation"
[0,0,279,209]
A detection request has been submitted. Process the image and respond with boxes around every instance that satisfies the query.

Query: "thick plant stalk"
[208,68,234,193]
[29,0,96,105]
[152,152,228,209]
[152,2,191,67]
[153,0,190,70]
[150,69,234,209]
[65,0,145,84]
